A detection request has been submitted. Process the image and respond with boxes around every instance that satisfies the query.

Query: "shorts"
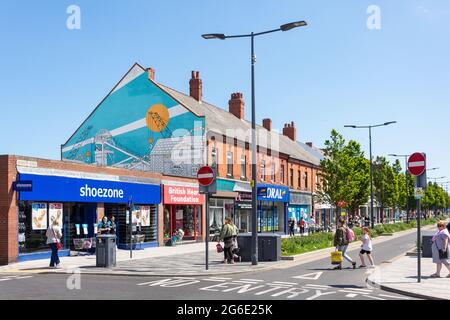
[360,249,372,255]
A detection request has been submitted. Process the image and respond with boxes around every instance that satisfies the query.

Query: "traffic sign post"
[197,166,217,271]
[408,153,427,283]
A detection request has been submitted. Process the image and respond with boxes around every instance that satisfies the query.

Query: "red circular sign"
[197,166,216,187]
[408,153,426,177]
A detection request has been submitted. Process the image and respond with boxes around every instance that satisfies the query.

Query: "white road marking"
[346,294,358,298]
[339,290,370,295]
[379,294,410,300]
[366,295,386,300]
[240,279,264,282]
[302,284,330,289]
[270,281,297,286]
[292,272,323,280]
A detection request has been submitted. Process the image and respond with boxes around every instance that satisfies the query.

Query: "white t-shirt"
[362,234,373,251]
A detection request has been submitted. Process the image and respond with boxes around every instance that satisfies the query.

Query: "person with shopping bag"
[46,219,63,269]
[333,218,356,270]
[218,217,236,264]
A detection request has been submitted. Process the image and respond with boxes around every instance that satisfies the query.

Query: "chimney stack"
[147,68,155,81]
[229,93,245,120]
[282,122,297,141]
[262,118,272,131]
[189,71,202,102]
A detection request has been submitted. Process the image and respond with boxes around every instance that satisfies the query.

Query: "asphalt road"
[0,230,432,300]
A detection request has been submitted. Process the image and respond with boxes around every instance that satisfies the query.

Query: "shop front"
[288,191,312,228]
[257,184,290,233]
[163,184,204,242]
[16,171,161,261]
[234,192,252,233]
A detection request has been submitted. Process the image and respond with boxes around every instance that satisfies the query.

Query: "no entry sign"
[197,166,215,187]
[408,153,426,177]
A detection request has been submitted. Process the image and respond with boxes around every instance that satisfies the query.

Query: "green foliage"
[373,156,398,222]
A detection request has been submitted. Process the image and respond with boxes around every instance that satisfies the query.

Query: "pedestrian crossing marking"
[292,272,323,280]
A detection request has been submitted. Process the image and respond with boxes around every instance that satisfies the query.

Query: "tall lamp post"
[345,122,397,229]
[388,154,410,222]
[202,21,308,266]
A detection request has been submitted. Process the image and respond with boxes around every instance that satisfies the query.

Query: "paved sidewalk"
[0,242,281,276]
[367,253,450,300]
[0,222,442,277]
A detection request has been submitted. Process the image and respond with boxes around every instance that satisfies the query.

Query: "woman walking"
[219,217,237,264]
[46,219,62,269]
[430,221,450,278]
[359,227,375,268]
[288,218,295,237]
[333,218,356,270]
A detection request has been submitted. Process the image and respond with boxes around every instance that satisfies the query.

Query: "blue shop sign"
[13,180,33,192]
[257,184,290,202]
[18,173,161,204]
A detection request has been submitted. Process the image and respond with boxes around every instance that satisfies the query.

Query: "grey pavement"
[367,253,450,300]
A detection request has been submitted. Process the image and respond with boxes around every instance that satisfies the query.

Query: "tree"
[373,156,398,223]
[317,130,370,223]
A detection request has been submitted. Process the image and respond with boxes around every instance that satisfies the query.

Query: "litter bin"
[237,233,281,262]
[422,235,433,258]
[96,234,117,267]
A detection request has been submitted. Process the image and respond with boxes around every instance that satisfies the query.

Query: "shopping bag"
[331,251,343,265]
[216,243,224,253]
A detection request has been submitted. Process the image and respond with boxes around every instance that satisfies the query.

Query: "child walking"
[359,227,375,268]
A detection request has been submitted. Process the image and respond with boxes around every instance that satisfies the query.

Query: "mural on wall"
[61,64,205,178]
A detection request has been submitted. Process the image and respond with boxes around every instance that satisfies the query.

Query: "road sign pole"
[205,193,209,271]
[417,193,421,283]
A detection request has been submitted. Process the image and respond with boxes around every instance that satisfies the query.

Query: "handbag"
[439,249,448,260]
[216,243,224,253]
[52,227,63,250]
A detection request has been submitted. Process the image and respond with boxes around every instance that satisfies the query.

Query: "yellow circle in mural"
[85,151,91,157]
[148,138,153,144]
[146,104,169,132]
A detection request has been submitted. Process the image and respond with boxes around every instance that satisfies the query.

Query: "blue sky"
[0,0,449,186]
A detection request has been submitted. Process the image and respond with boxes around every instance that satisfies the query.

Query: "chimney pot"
[306,142,313,148]
[147,68,155,81]
[189,70,202,102]
[229,92,245,119]
[263,118,272,131]
[283,122,297,141]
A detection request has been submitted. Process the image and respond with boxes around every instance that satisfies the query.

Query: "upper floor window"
[281,164,285,183]
[240,155,246,179]
[298,170,301,189]
[271,161,276,182]
[290,168,294,187]
[261,160,266,181]
[227,151,233,177]
[304,171,309,190]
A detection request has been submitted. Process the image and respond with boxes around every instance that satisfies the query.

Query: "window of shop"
[209,198,234,235]
[163,205,202,240]
[258,202,280,232]
[227,151,233,177]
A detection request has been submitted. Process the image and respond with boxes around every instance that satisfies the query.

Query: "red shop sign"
[163,185,205,205]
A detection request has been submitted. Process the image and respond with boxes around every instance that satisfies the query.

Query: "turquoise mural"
[62,64,206,178]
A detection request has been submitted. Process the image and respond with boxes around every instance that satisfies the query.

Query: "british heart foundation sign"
[163,185,205,205]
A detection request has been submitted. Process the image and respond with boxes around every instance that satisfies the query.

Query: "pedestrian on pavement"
[109,216,117,235]
[288,217,295,237]
[359,227,375,268]
[98,216,111,234]
[430,221,450,278]
[298,217,305,235]
[219,217,237,264]
[309,215,316,234]
[333,217,357,270]
[46,219,62,269]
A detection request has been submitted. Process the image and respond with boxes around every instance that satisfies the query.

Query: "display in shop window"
[31,203,47,230]
[49,203,63,227]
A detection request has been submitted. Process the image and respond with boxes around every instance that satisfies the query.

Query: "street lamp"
[388,154,411,222]
[345,121,397,228]
[203,20,308,266]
